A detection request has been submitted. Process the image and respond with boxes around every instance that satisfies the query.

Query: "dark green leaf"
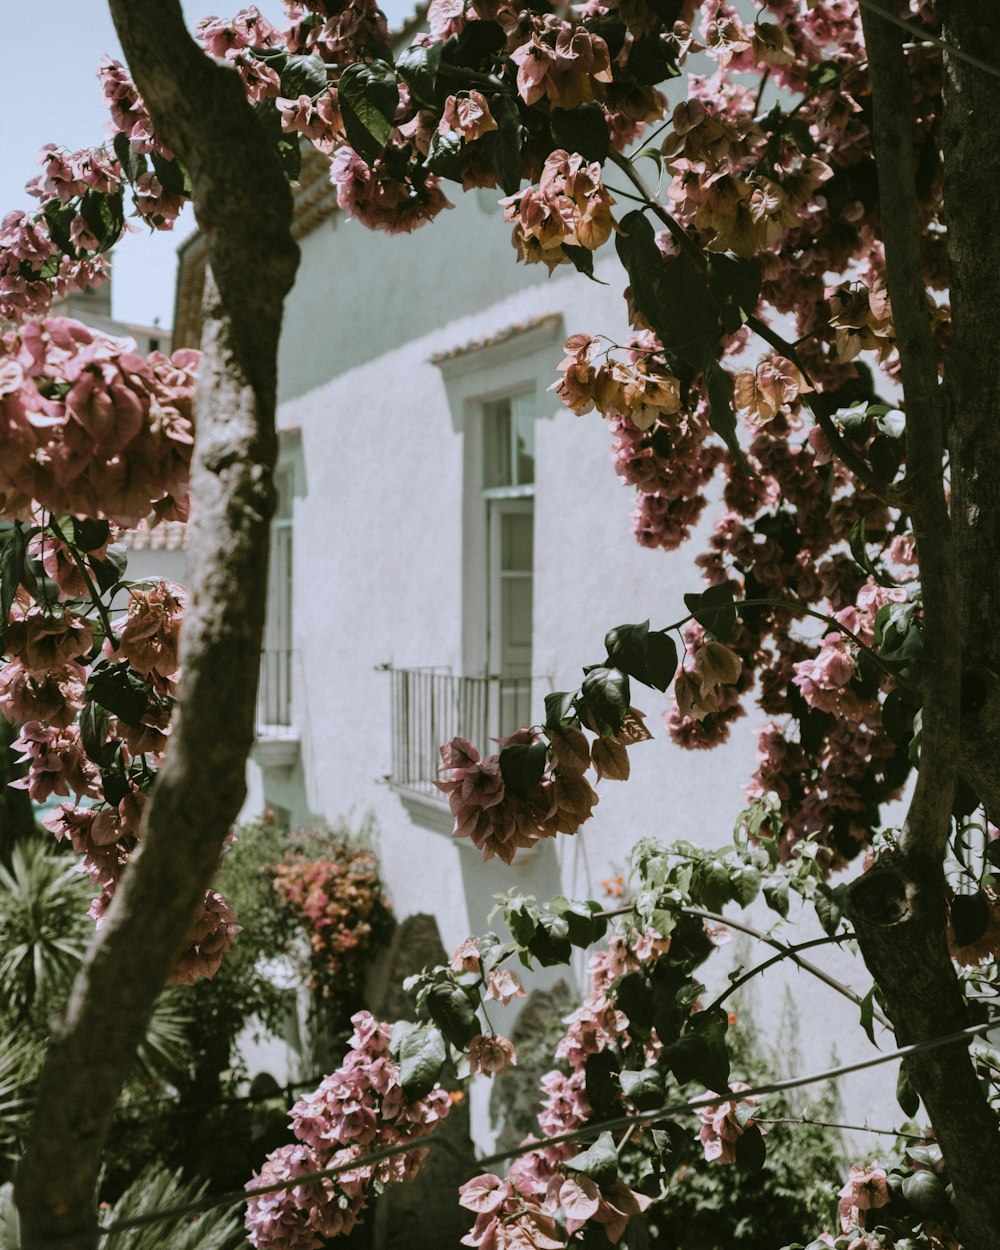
[683,585,737,642]
[950,892,990,947]
[849,515,896,589]
[427,129,463,182]
[43,200,78,258]
[79,701,115,768]
[813,882,847,936]
[604,621,678,693]
[664,1009,730,1092]
[729,864,761,907]
[79,188,125,253]
[625,31,681,85]
[70,518,110,552]
[0,521,28,649]
[88,663,148,728]
[425,981,479,1049]
[561,243,602,281]
[90,543,128,594]
[112,132,147,185]
[396,42,443,109]
[896,1064,920,1118]
[619,1067,664,1111]
[279,52,329,98]
[149,152,189,198]
[858,984,877,1046]
[499,741,548,800]
[703,357,747,468]
[616,971,653,1037]
[557,897,607,947]
[579,666,630,736]
[549,102,609,164]
[338,60,399,166]
[763,877,789,918]
[544,689,577,729]
[529,910,573,966]
[565,1131,618,1186]
[489,93,522,196]
[901,1170,946,1217]
[735,1122,766,1172]
[706,254,761,334]
[505,898,538,947]
[393,1022,447,1102]
[585,1049,620,1117]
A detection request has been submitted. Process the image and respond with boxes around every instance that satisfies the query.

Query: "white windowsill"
[253,730,300,770]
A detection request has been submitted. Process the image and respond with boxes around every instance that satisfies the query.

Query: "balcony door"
[482,393,534,736]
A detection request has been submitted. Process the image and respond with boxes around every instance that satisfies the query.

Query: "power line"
[16,1015,998,1249]
[856,0,1000,81]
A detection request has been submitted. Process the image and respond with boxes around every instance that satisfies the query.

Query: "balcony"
[254,646,298,769]
[385,667,549,801]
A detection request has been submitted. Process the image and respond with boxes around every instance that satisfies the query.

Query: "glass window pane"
[501,576,533,651]
[501,511,533,571]
[511,392,535,486]
[483,398,512,489]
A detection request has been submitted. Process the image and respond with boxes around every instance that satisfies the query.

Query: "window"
[481,392,534,734]
[258,466,294,731]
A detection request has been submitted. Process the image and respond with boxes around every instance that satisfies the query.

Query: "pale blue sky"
[1,0,417,331]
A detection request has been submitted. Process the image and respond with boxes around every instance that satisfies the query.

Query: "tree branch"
[14,5,300,1247]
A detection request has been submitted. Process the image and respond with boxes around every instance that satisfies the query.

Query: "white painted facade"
[221,181,898,1151]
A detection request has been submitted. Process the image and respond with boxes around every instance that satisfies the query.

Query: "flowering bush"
[270,826,394,1007]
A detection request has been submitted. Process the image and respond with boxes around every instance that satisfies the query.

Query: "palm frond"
[101,1166,244,1250]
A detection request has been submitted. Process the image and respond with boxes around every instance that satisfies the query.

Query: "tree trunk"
[14,5,299,1246]
[847,8,1000,1249]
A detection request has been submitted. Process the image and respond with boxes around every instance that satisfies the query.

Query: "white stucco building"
[169,142,897,1151]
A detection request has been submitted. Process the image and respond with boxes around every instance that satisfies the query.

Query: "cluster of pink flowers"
[502,152,614,271]
[435,733,600,864]
[506,11,613,110]
[245,1011,451,1249]
[698,1083,765,1164]
[0,317,196,527]
[331,144,453,235]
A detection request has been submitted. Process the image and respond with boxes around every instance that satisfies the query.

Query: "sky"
[1,0,417,332]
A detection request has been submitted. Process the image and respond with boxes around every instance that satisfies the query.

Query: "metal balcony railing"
[257,646,294,733]
[386,667,548,798]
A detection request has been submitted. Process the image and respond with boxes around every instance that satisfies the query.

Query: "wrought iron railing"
[257,646,294,732]
[386,667,548,798]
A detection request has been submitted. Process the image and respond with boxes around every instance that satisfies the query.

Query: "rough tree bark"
[14,4,300,1246]
[847,7,1000,1249]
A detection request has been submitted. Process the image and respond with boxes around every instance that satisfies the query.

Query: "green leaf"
[88,663,149,728]
[735,1121,766,1173]
[499,741,548,800]
[561,243,603,282]
[490,94,522,197]
[763,877,789,918]
[427,129,463,182]
[71,518,110,552]
[604,621,678,693]
[579,666,629,736]
[619,1067,664,1111]
[565,1131,619,1186]
[557,897,608,947]
[728,864,761,907]
[529,910,573,966]
[813,882,847,936]
[585,1049,620,1117]
[683,585,737,642]
[616,971,653,1037]
[393,1022,447,1102]
[896,1064,920,1118]
[901,1170,946,1217]
[149,152,189,199]
[279,52,329,98]
[549,102,609,164]
[396,42,443,109]
[425,981,479,1049]
[950,891,990,946]
[338,60,399,166]
[703,357,747,469]
[43,199,79,258]
[90,543,128,594]
[664,1009,730,1092]
[858,984,877,1046]
[79,700,114,765]
[79,188,125,253]
[544,689,577,729]
[849,514,896,589]
[705,254,761,334]
[112,131,147,185]
[0,521,28,649]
